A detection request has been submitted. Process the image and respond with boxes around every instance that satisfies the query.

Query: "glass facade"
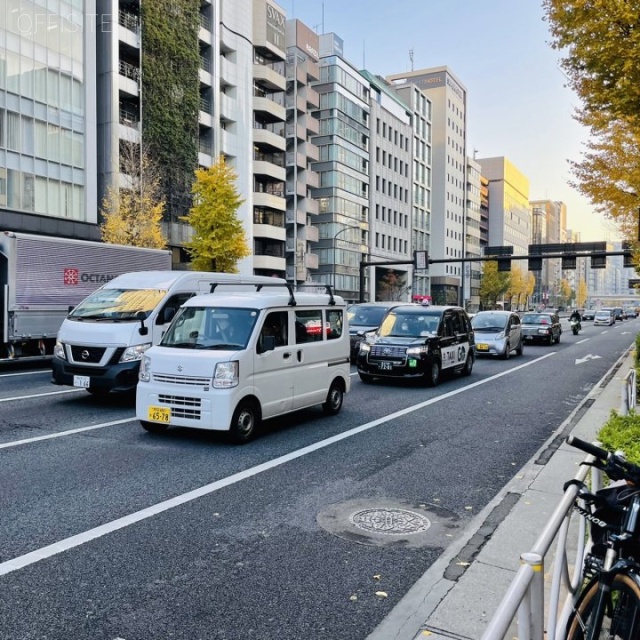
[0,0,87,219]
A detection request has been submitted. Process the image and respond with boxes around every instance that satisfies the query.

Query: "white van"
[135,283,350,443]
[51,271,287,395]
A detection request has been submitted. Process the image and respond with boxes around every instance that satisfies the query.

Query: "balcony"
[118,60,139,96]
[253,127,286,152]
[253,160,286,182]
[304,86,319,109]
[304,253,319,269]
[254,224,286,242]
[285,93,306,112]
[253,96,286,122]
[304,225,319,242]
[305,143,320,161]
[286,151,306,169]
[254,191,286,211]
[305,116,320,136]
[220,93,236,123]
[306,171,320,189]
[286,209,307,225]
[119,10,140,34]
[286,122,306,140]
[254,254,286,272]
[286,180,306,198]
[286,265,308,281]
[254,64,287,92]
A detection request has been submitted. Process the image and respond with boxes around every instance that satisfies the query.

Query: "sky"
[287,0,620,243]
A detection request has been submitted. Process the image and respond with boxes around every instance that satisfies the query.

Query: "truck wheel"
[322,380,344,415]
[230,400,261,444]
[140,420,168,434]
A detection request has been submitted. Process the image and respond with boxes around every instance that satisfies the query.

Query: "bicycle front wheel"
[566,572,640,639]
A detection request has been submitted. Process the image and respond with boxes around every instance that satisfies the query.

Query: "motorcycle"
[570,318,581,335]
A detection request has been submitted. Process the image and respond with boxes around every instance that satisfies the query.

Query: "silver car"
[471,310,524,359]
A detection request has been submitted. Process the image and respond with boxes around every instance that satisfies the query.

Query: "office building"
[361,70,412,302]
[387,66,467,305]
[309,32,370,302]
[1,0,98,240]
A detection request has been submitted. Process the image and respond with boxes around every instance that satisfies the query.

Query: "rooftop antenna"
[473,148,479,159]
[409,48,414,71]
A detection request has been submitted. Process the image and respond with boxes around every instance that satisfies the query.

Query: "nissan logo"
[81,350,90,360]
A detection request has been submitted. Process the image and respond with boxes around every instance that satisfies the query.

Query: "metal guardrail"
[481,456,602,640]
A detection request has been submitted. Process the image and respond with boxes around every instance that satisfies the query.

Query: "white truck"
[0,231,171,361]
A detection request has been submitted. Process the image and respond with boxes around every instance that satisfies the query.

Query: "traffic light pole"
[358,249,634,303]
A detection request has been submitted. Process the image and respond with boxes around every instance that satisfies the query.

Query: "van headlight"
[53,340,66,360]
[120,343,152,363]
[214,361,239,388]
[139,355,151,382]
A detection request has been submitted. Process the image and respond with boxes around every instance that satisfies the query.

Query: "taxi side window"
[452,312,463,335]
[443,314,454,338]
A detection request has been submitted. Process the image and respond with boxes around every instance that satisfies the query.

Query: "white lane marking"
[0,389,84,403]
[0,370,50,377]
[0,418,133,450]
[0,351,556,577]
[576,354,602,365]
[576,338,590,344]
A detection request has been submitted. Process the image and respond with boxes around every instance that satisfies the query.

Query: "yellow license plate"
[148,406,171,423]
[476,343,489,351]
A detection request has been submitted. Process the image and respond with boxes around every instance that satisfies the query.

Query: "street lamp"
[332,225,354,292]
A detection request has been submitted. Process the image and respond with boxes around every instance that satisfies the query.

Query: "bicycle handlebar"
[567,435,640,485]
[567,435,611,461]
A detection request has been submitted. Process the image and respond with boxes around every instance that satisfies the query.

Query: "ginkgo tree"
[181,156,250,273]
[100,141,167,249]
[479,260,511,310]
[543,1,640,248]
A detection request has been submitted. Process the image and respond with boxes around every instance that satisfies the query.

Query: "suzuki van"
[51,272,287,395]
[135,283,350,443]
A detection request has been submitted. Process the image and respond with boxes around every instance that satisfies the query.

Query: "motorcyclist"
[570,309,582,331]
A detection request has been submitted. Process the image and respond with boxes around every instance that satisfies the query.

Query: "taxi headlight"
[407,345,429,355]
[359,342,371,353]
[537,328,550,334]
[214,361,239,388]
[120,343,152,363]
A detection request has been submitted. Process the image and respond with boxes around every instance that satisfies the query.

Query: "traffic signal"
[497,257,511,272]
[528,257,542,271]
[562,255,577,270]
[623,241,635,268]
[591,254,607,269]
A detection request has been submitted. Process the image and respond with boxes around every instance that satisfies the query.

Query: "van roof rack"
[209,281,337,306]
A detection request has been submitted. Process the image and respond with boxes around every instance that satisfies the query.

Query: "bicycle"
[564,435,640,639]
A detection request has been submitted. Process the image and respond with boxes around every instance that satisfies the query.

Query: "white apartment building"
[387,80,432,300]
[1,0,98,240]
[387,66,467,306]
[465,156,482,312]
[361,70,412,302]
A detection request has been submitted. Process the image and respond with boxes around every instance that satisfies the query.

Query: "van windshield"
[69,288,167,321]
[161,307,259,350]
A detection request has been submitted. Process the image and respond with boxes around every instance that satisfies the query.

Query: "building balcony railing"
[119,107,139,126]
[199,13,212,31]
[118,10,140,34]
[200,97,211,113]
[119,60,140,83]
[200,56,212,73]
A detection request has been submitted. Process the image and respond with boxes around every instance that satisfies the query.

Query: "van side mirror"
[136,310,149,336]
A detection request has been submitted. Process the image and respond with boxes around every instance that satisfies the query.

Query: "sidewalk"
[366,346,635,640]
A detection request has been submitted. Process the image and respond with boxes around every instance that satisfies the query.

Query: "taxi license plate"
[378,361,393,370]
[476,343,489,351]
[73,375,90,388]
[148,406,171,423]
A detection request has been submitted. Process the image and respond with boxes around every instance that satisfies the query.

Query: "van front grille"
[153,373,211,386]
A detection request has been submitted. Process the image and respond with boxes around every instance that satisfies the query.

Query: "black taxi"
[356,305,475,386]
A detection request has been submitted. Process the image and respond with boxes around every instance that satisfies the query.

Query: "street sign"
[484,245,513,256]
[413,250,428,269]
[562,255,577,270]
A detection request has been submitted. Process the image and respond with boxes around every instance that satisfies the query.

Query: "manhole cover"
[349,508,431,535]
[317,498,460,548]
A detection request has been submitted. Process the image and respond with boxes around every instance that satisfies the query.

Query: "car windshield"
[595,312,610,319]
[347,305,389,326]
[68,288,168,321]
[160,307,258,350]
[522,314,551,325]
[379,311,440,337]
[471,314,507,331]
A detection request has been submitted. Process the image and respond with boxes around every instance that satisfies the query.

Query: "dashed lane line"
[0,351,556,577]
